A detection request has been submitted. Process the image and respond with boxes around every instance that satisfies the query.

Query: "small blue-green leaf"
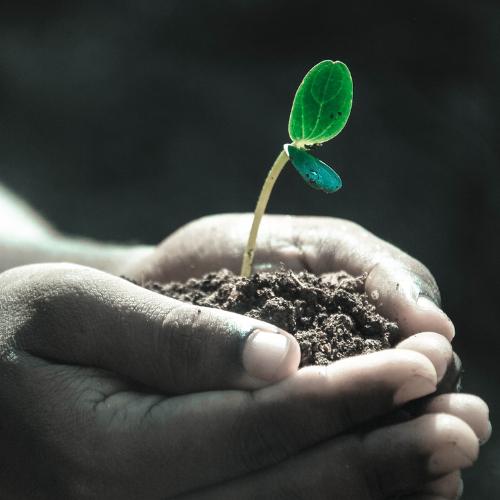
[285,144,342,193]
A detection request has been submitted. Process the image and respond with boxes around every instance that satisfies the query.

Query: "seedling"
[240,60,353,277]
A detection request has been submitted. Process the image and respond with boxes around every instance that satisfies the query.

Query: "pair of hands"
[0,214,490,499]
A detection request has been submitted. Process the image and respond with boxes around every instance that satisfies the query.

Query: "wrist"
[0,233,154,275]
[49,236,154,275]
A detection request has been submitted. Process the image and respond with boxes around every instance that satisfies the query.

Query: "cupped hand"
[0,263,489,499]
[126,214,461,392]
[126,214,455,340]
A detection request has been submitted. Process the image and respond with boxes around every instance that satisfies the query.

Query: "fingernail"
[428,445,475,476]
[417,296,455,340]
[417,295,441,311]
[394,375,437,406]
[243,329,292,381]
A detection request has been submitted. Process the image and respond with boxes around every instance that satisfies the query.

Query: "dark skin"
[127,214,455,339]
[0,196,490,499]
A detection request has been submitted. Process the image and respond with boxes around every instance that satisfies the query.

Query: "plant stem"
[240,148,289,277]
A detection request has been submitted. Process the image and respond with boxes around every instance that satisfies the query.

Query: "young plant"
[240,60,353,277]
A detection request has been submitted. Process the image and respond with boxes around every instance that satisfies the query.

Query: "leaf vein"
[305,67,334,140]
[306,74,348,142]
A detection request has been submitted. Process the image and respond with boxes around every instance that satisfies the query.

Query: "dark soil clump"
[139,269,400,367]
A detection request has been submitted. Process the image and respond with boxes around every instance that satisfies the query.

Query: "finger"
[421,393,491,444]
[85,348,437,496]
[420,471,463,499]
[279,216,454,339]
[3,263,300,393]
[397,332,452,382]
[435,352,463,394]
[288,216,454,339]
[176,414,478,500]
[19,347,437,497]
[396,332,460,397]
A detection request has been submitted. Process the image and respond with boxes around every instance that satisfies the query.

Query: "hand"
[127,214,462,391]
[126,214,455,340]
[0,263,489,499]
[125,213,491,496]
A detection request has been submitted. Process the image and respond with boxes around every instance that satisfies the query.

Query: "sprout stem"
[240,148,289,277]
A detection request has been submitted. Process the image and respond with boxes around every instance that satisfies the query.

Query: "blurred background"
[1,1,498,497]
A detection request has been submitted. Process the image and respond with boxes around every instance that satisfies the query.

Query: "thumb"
[5,263,300,393]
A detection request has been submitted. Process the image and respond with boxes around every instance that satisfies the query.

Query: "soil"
[138,268,401,367]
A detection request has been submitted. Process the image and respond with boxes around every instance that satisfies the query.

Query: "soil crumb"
[138,268,400,367]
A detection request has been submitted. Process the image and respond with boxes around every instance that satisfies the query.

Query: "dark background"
[1,1,499,497]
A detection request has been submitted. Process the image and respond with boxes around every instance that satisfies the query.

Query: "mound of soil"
[139,268,401,366]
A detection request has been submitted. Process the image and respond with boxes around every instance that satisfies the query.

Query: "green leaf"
[286,144,342,193]
[288,60,353,146]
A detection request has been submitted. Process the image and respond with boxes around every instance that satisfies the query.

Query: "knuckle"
[0,263,94,358]
[1,263,89,310]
